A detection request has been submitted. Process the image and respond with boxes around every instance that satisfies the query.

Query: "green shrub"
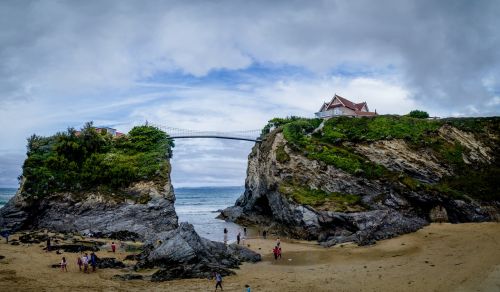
[21,123,174,198]
[407,110,430,119]
[275,144,290,163]
[278,183,364,212]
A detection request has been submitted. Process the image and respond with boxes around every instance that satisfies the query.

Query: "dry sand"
[1,223,499,292]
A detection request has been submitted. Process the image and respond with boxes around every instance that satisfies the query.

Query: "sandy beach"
[1,223,499,292]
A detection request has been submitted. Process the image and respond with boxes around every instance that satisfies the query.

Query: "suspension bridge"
[153,125,263,142]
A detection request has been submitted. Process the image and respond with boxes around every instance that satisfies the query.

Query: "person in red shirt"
[273,246,279,260]
[111,241,116,253]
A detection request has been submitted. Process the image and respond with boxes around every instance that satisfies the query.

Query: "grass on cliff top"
[21,122,174,199]
[279,183,365,212]
[263,115,500,202]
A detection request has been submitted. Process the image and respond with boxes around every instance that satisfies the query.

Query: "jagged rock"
[19,232,48,244]
[0,181,178,240]
[124,254,141,261]
[112,274,144,281]
[97,257,126,269]
[227,244,262,263]
[104,230,141,242]
[51,244,99,253]
[136,222,260,281]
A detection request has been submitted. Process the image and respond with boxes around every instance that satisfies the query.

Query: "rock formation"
[0,124,261,280]
[221,117,500,246]
[0,180,178,240]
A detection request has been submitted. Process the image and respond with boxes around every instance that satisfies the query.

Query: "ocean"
[174,186,244,243]
[0,188,16,209]
[0,186,243,243]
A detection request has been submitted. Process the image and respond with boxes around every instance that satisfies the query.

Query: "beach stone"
[0,255,4,260]
[51,244,99,253]
[97,257,126,269]
[112,274,143,281]
[105,230,141,242]
[124,254,141,261]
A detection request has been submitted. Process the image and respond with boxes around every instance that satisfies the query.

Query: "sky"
[0,0,499,188]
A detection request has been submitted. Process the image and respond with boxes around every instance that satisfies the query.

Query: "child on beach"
[60,257,68,272]
[237,232,241,245]
[82,253,89,273]
[276,237,280,246]
[111,242,116,253]
[77,256,82,271]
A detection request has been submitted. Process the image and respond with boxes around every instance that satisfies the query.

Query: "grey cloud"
[1,0,499,114]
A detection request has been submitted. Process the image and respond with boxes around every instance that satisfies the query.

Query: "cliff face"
[0,167,178,239]
[221,117,500,245]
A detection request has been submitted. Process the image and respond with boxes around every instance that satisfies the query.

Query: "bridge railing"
[151,124,263,142]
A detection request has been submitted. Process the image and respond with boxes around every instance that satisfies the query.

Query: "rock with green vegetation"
[0,122,262,281]
[0,123,178,238]
[221,116,500,245]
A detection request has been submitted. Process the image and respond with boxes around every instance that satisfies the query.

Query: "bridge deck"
[167,135,262,142]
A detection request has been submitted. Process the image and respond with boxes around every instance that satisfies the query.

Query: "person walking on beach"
[263,230,267,239]
[82,253,89,273]
[111,241,116,253]
[215,271,223,291]
[273,246,279,260]
[243,227,247,237]
[276,237,281,247]
[245,284,251,292]
[223,228,228,245]
[46,237,51,252]
[60,257,68,272]
[77,256,83,271]
[278,246,282,259]
[90,252,97,272]
[237,232,241,245]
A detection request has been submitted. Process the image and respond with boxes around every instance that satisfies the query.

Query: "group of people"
[54,241,118,273]
[76,252,98,273]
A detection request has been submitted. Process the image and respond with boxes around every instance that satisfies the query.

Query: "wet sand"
[1,223,499,291]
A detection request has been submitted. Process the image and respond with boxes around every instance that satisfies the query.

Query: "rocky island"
[221,115,500,246]
[0,123,260,281]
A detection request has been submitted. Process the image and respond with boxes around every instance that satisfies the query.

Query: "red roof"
[327,94,368,111]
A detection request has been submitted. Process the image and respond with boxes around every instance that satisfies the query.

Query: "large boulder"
[136,222,261,281]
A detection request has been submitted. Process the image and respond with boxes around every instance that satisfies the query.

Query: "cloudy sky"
[0,0,499,188]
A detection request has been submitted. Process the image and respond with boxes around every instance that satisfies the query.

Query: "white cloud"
[0,0,499,187]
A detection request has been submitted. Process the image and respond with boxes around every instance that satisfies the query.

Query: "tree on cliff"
[21,123,174,197]
[407,110,430,119]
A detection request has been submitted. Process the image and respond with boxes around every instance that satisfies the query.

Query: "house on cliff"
[75,126,124,137]
[315,94,377,118]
